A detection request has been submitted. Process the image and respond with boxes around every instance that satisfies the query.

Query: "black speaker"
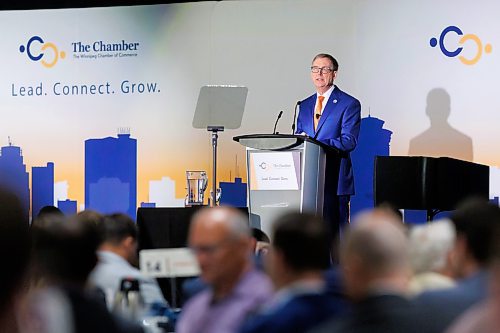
[374,156,489,211]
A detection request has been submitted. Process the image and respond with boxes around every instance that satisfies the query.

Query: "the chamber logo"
[19,36,65,68]
[430,26,492,65]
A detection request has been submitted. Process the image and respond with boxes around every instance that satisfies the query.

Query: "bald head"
[189,207,252,291]
[342,209,409,300]
[191,206,250,240]
[343,209,408,274]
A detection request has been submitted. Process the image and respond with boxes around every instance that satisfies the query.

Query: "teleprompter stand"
[193,86,248,206]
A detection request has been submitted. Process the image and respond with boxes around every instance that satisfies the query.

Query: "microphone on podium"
[273,110,283,134]
[291,101,301,134]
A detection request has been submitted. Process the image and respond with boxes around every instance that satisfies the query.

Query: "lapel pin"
[333,99,338,104]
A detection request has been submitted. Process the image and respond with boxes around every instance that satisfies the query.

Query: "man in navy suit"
[296,53,361,245]
[311,208,422,333]
[239,212,345,333]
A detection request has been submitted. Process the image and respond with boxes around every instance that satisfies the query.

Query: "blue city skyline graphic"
[0,118,397,222]
[0,115,477,224]
[85,131,137,219]
[0,144,30,220]
[32,162,54,217]
[351,115,392,217]
[220,177,247,207]
[0,132,250,221]
[58,199,77,215]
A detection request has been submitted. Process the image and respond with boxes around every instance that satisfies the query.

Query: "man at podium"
[296,53,361,244]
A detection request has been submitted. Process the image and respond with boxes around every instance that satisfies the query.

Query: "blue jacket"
[240,292,344,333]
[296,86,361,195]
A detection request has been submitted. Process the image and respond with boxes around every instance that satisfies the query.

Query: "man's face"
[311,57,336,93]
[189,213,250,286]
[264,247,287,290]
[121,236,139,267]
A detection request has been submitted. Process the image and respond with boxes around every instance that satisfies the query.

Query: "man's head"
[267,212,330,289]
[311,53,338,94]
[32,205,65,229]
[341,209,409,301]
[189,207,252,289]
[251,228,270,256]
[31,217,100,288]
[98,213,138,265]
[449,198,500,278]
[409,219,455,276]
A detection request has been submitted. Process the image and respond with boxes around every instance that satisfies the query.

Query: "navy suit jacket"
[296,86,361,195]
[413,270,489,333]
[239,292,344,333]
[310,294,422,333]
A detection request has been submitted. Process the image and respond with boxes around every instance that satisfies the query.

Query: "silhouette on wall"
[407,88,473,223]
[219,177,247,207]
[85,130,137,219]
[409,88,473,161]
[32,162,54,218]
[351,116,392,217]
[0,143,30,220]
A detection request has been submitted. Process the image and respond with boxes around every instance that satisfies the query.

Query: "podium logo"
[258,162,268,170]
[19,36,66,68]
[430,26,492,65]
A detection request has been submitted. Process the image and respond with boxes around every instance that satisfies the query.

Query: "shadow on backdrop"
[408,88,473,161]
[406,88,474,223]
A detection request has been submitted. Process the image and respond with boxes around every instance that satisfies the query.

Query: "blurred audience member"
[32,205,64,228]
[22,217,136,333]
[88,213,166,308]
[414,198,500,333]
[76,209,105,227]
[252,227,270,271]
[446,226,500,333]
[408,219,456,295]
[36,205,64,219]
[176,207,272,333]
[252,227,270,256]
[240,212,343,333]
[73,210,107,306]
[182,226,272,303]
[0,189,30,333]
[312,208,420,333]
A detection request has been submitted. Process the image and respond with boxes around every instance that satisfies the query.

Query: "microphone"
[291,101,301,134]
[273,110,283,134]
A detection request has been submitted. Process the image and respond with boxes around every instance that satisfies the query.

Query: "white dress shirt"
[89,250,167,309]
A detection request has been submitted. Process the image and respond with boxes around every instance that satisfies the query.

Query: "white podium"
[234,134,339,238]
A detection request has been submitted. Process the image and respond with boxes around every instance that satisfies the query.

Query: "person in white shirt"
[89,213,167,308]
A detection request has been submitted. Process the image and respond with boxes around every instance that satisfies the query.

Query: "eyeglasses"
[310,66,334,74]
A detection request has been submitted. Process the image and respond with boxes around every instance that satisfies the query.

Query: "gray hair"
[409,219,455,274]
[312,53,339,71]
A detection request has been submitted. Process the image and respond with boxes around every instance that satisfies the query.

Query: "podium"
[234,134,339,237]
[374,156,489,221]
